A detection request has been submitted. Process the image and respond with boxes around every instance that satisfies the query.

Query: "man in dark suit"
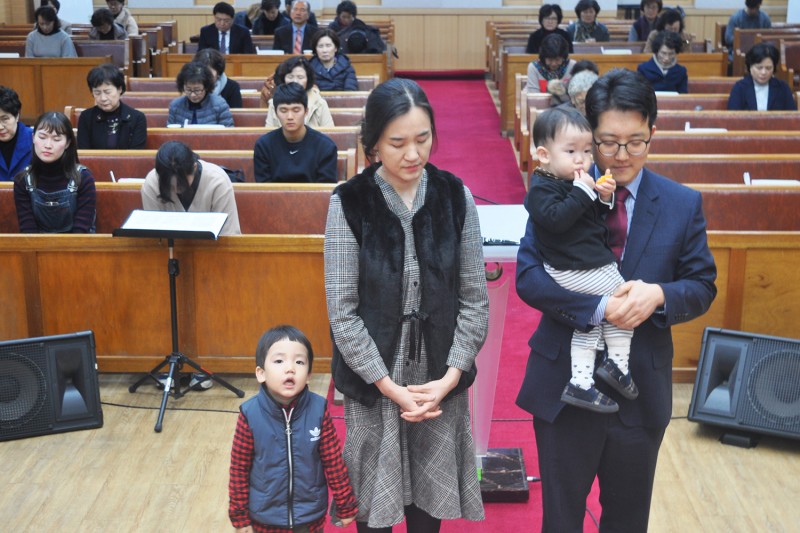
[273,0,317,54]
[198,2,255,55]
[515,68,717,532]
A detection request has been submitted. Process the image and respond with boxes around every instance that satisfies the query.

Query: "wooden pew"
[646,154,800,185]
[655,110,800,131]
[648,131,800,155]
[118,90,369,110]
[72,39,132,73]
[141,126,365,170]
[77,149,356,183]
[0,56,113,123]
[126,74,379,92]
[499,51,729,134]
[163,53,389,83]
[67,105,364,128]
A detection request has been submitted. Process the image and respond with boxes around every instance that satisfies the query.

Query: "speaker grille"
[743,342,800,433]
[0,348,51,434]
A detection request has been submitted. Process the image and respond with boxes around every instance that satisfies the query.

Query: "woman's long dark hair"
[154,141,198,203]
[361,78,437,161]
[30,111,80,185]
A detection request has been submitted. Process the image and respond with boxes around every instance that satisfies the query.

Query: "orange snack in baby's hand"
[597,169,612,185]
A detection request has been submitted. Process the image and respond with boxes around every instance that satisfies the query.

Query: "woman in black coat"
[77,64,146,150]
[526,4,573,54]
[727,43,797,111]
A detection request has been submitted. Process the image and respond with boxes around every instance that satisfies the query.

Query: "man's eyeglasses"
[594,137,651,157]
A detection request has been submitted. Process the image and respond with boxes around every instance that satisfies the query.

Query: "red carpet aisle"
[325,79,601,531]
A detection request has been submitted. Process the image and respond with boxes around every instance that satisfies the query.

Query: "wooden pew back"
[655,110,800,131]
[647,154,800,184]
[118,91,369,110]
[126,75,379,92]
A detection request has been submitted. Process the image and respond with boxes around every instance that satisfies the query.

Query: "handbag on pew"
[220,166,245,183]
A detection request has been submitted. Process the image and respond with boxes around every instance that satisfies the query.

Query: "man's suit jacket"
[515,166,717,429]
[198,23,255,54]
[273,23,318,54]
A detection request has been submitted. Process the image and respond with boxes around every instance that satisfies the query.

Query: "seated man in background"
[199,1,255,54]
[253,0,290,35]
[331,0,386,54]
[725,0,771,55]
[89,8,128,40]
[106,0,138,36]
[254,82,337,183]
[273,0,318,54]
[283,0,317,27]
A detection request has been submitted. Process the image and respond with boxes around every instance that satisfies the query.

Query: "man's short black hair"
[745,0,763,9]
[336,0,357,17]
[585,69,657,130]
[213,1,235,18]
[273,82,308,109]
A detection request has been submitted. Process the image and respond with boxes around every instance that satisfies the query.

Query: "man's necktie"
[606,187,630,263]
[294,29,302,54]
[219,31,227,54]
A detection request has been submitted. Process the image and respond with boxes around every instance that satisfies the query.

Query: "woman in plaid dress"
[324,78,489,532]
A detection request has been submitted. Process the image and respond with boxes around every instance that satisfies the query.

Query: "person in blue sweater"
[727,42,797,111]
[254,82,338,183]
[637,31,688,93]
[168,61,234,127]
[309,29,358,91]
[725,0,771,49]
[0,87,33,182]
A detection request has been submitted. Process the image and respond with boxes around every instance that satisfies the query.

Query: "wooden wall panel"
[0,252,30,341]
[741,248,800,335]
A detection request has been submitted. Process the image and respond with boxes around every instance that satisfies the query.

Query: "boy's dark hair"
[538,4,563,25]
[213,1,235,17]
[311,28,341,55]
[745,42,778,70]
[154,141,198,204]
[571,59,599,77]
[574,0,601,17]
[651,30,683,54]
[176,61,215,93]
[91,8,116,28]
[261,0,280,10]
[585,68,658,130]
[336,0,357,17]
[194,48,227,75]
[86,63,126,92]
[273,82,308,109]
[274,55,316,88]
[655,8,684,32]
[256,325,314,371]
[0,86,22,116]
[533,106,591,148]
[745,0,762,9]
[539,33,570,62]
[362,78,436,159]
[640,0,662,10]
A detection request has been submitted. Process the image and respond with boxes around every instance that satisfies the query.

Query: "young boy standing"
[228,325,357,532]
[527,106,638,413]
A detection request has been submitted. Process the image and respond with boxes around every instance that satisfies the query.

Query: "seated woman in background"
[566,0,609,43]
[637,31,688,93]
[728,43,797,111]
[168,62,234,127]
[547,58,597,107]
[193,48,243,109]
[25,6,76,57]
[526,34,576,104]
[265,56,334,128]
[78,64,147,150]
[628,0,662,42]
[644,8,693,55]
[234,2,262,31]
[564,69,599,116]
[88,8,127,40]
[14,112,96,233]
[252,0,289,35]
[309,29,358,91]
[526,4,573,54]
[141,141,241,235]
[0,86,33,182]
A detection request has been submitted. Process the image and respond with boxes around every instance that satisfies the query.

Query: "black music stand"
[114,210,244,432]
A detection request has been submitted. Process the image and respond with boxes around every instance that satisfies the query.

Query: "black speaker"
[0,331,103,442]
[688,328,800,441]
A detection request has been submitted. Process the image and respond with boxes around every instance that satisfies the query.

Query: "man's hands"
[605,280,665,330]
